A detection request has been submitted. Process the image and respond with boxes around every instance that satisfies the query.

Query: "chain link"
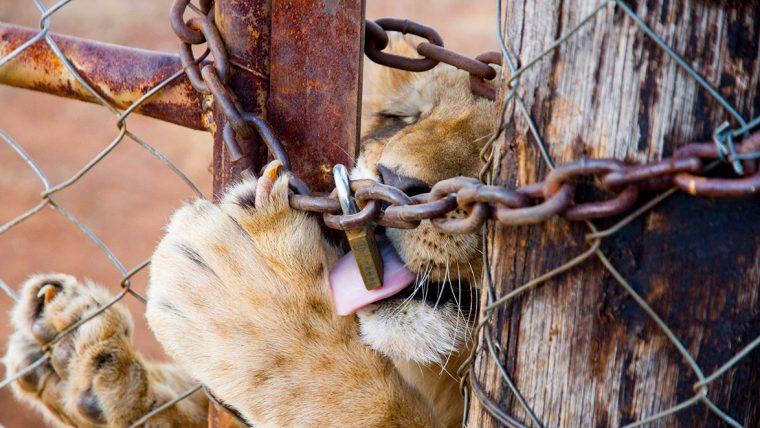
[364,19,444,72]
[469,52,503,100]
[364,18,501,100]
[0,0,209,425]
[171,0,264,163]
[165,1,760,427]
[281,130,760,233]
[169,0,760,234]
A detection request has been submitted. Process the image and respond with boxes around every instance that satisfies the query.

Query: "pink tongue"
[329,238,415,316]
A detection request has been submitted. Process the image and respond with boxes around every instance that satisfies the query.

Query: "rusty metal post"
[268,0,364,193]
[206,0,270,424]
[207,0,363,426]
[0,23,204,130]
[208,0,271,198]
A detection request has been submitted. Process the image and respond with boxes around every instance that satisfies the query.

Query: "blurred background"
[0,1,494,426]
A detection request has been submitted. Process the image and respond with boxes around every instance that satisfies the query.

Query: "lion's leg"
[3,274,207,427]
[146,163,436,427]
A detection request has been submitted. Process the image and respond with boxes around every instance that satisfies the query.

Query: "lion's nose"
[377,164,431,196]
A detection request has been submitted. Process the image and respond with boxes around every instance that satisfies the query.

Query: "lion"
[3,37,497,427]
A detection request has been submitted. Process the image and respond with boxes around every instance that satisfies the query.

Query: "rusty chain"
[171,4,505,169]
[290,129,760,234]
[171,0,259,162]
[168,1,760,427]
[458,1,760,427]
[364,18,500,100]
[171,0,760,237]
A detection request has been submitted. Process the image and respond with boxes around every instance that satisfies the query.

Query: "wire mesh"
[0,0,204,426]
[1,0,758,427]
[462,1,760,427]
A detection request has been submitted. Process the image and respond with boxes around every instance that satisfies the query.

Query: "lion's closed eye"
[377,110,420,125]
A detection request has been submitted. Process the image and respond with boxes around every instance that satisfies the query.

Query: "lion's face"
[350,39,496,364]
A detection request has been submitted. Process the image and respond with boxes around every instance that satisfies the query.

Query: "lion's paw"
[3,274,205,427]
[146,161,354,425]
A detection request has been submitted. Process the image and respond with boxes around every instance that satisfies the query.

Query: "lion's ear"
[368,35,422,96]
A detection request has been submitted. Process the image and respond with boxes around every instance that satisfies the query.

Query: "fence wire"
[1,1,758,428]
[0,0,204,426]
[461,1,760,427]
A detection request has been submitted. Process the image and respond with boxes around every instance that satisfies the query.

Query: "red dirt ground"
[0,1,494,426]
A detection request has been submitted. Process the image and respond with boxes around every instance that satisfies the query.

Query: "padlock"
[333,164,384,290]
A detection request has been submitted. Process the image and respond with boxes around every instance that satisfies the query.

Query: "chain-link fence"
[0,0,207,426]
[1,0,759,427]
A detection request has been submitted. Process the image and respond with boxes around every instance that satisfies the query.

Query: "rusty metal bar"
[206,0,363,425]
[205,0,269,423]
[208,0,271,198]
[268,0,364,193]
[0,23,206,130]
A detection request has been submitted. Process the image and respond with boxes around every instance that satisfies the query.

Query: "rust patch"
[267,0,363,192]
[210,0,271,199]
[0,23,205,130]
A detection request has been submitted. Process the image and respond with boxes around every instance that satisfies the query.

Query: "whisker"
[466,260,479,288]
[330,141,355,162]
[412,359,425,378]
[451,263,466,324]
[422,272,429,304]
[471,132,492,144]
[390,285,416,319]
[391,262,429,318]
[420,262,434,304]
[467,260,479,327]
[437,361,459,382]
[433,259,450,311]
[442,262,462,375]
[409,263,432,305]
[454,263,473,343]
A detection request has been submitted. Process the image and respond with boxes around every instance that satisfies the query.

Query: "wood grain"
[470,1,760,427]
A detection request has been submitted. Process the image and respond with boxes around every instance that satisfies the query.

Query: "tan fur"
[3,37,496,427]
[146,176,434,427]
[351,37,496,426]
[3,274,207,427]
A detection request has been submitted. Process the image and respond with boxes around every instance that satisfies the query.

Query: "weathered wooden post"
[208,0,363,426]
[470,1,760,427]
